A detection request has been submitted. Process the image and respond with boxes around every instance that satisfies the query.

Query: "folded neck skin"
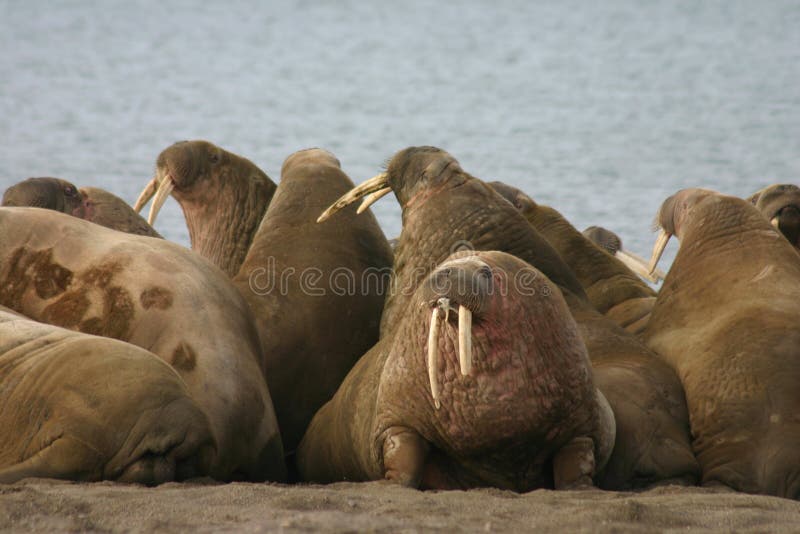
[136,140,277,278]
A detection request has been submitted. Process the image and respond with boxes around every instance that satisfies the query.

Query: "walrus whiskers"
[427,305,442,409]
[648,229,672,276]
[317,172,389,223]
[133,177,158,212]
[357,187,392,214]
[458,305,472,376]
[148,177,175,225]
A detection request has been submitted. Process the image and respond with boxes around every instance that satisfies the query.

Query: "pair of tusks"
[132,175,174,226]
[426,297,473,410]
[317,173,390,223]
[615,247,667,284]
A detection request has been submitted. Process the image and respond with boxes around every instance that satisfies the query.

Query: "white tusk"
[771,217,780,229]
[356,187,392,214]
[133,177,158,212]
[616,249,666,284]
[458,305,472,376]
[317,172,389,223]
[427,306,442,410]
[648,229,672,276]
[147,178,175,226]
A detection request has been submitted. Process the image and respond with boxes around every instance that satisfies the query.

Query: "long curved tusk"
[458,305,472,376]
[133,178,158,212]
[616,249,667,284]
[317,172,389,223]
[427,306,442,410]
[356,187,392,214]
[147,179,175,226]
[648,229,672,276]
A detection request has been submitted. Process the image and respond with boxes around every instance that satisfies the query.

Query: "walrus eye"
[210,153,220,164]
[63,186,77,197]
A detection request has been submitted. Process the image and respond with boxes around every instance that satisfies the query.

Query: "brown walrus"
[645,188,800,498]
[0,306,215,485]
[232,148,393,454]
[317,146,623,488]
[297,251,615,491]
[487,182,698,489]
[135,140,277,277]
[0,207,285,482]
[1,177,161,238]
[748,183,800,251]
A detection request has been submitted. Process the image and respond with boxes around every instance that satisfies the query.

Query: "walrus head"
[748,184,800,249]
[2,177,85,217]
[317,146,468,222]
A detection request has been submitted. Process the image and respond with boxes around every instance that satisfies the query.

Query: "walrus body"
[0,307,214,484]
[314,146,618,488]
[298,251,615,491]
[645,188,800,498]
[0,207,284,481]
[748,183,800,251]
[233,149,393,453]
[488,182,698,489]
[135,140,277,277]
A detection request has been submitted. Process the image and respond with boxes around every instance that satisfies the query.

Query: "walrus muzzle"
[316,173,391,223]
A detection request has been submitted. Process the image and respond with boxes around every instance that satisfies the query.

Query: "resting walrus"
[233,148,393,454]
[0,306,214,485]
[0,207,285,482]
[297,251,615,491]
[645,188,800,499]
[135,140,277,277]
[748,183,800,251]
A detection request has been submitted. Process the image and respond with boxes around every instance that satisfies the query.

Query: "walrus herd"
[1,141,798,501]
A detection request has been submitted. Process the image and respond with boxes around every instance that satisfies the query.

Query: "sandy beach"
[2,479,800,533]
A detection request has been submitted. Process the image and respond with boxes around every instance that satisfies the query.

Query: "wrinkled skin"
[489,182,698,489]
[2,177,83,215]
[298,251,615,491]
[748,183,800,251]
[0,307,215,485]
[376,146,588,337]
[139,140,277,277]
[233,149,393,454]
[79,187,162,237]
[0,208,285,482]
[2,177,161,238]
[644,188,800,499]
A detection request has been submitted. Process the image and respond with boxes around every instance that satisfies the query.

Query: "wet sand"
[2,479,800,533]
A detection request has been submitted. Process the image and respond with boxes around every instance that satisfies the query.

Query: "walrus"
[2,177,161,238]
[0,207,285,482]
[134,140,277,277]
[582,225,667,283]
[232,148,393,454]
[0,306,215,485]
[748,183,800,251]
[645,188,800,498]
[297,251,615,491]
[487,182,698,489]
[489,182,658,335]
[317,147,648,487]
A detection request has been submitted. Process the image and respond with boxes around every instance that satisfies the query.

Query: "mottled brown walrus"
[135,140,277,277]
[298,251,615,491]
[0,306,214,485]
[645,188,800,498]
[233,148,393,454]
[0,207,285,482]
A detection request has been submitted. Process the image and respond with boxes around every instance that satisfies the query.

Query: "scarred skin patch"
[80,261,124,288]
[139,286,174,310]
[171,342,197,371]
[41,290,91,328]
[0,247,73,306]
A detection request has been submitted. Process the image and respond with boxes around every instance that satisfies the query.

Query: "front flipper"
[552,436,597,490]
[0,436,103,484]
[381,426,430,487]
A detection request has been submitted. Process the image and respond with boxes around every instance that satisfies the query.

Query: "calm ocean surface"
[2,1,799,271]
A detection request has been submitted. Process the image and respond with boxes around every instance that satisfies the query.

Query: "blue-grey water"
[2,1,799,272]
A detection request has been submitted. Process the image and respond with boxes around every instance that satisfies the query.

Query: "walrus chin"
[426,297,473,409]
[316,172,390,223]
[133,172,175,226]
[648,229,672,276]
